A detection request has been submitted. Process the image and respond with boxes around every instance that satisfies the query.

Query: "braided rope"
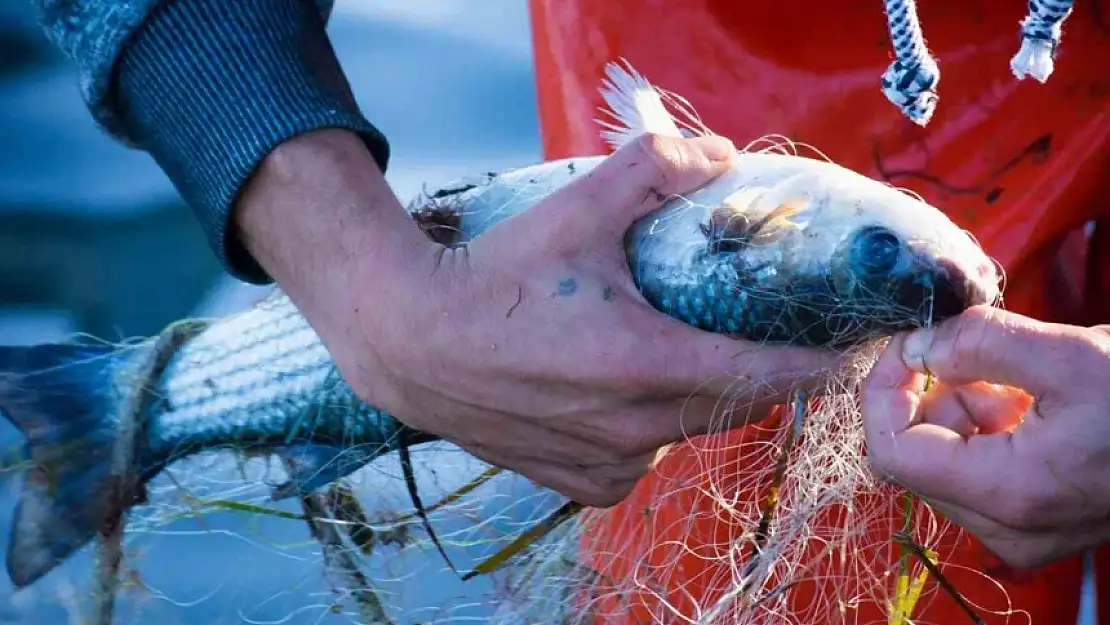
[881,0,939,126]
[879,0,1077,126]
[1011,0,1076,82]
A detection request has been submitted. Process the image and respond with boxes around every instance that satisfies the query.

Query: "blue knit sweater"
[33,0,390,284]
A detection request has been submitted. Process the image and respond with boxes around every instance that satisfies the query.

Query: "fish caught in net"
[0,60,1011,625]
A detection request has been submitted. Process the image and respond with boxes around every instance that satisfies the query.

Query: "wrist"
[235,129,436,302]
[114,0,390,284]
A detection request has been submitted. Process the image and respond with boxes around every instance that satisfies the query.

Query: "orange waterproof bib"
[529,1,1110,623]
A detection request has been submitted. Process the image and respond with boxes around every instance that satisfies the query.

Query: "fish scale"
[142,296,405,471]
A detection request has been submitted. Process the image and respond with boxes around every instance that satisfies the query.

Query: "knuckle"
[990,543,1041,571]
[634,131,673,159]
[933,306,997,373]
[947,307,993,355]
[609,433,652,458]
[575,476,633,508]
[1088,325,1110,356]
[631,133,684,183]
[1071,330,1110,371]
[1082,328,1110,354]
[865,448,901,482]
[995,490,1052,530]
[1037,328,1110,398]
[589,418,656,457]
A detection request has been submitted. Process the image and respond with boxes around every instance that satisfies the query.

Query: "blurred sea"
[0,2,1098,623]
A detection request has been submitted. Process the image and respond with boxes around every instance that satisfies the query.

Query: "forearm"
[36,0,389,284]
[235,129,434,313]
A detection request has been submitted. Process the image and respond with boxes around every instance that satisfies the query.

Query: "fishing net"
[1,331,1015,625]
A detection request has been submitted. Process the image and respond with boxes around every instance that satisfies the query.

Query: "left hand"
[236,130,840,508]
[862,305,1110,569]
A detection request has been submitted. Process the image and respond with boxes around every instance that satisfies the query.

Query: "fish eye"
[851,226,903,276]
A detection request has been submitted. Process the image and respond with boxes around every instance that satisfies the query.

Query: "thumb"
[899,305,1083,399]
[534,133,736,247]
[861,333,1016,508]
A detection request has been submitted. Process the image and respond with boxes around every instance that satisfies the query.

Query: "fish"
[0,60,1000,589]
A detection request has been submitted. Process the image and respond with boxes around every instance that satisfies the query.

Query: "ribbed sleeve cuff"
[115,0,390,284]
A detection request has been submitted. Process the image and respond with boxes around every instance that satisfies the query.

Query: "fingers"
[685,337,844,408]
[947,382,1031,433]
[662,393,778,441]
[862,334,928,467]
[918,493,1109,570]
[899,305,1085,398]
[624,329,842,410]
[557,397,777,507]
[614,306,842,406]
[916,382,979,438]
[538,133,736,245]
[917,381,1030,437]
[521,453,655,508]
[862,333,1021,511]
[570,395,776,462]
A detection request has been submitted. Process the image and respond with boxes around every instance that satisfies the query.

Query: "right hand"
[862,306,1110,569]
[237,129,841,507]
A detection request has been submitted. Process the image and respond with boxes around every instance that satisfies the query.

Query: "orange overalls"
[528,1,1110,623]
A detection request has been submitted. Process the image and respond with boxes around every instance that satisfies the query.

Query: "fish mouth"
[924,257,998,324]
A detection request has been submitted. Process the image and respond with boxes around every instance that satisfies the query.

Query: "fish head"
[657,152,1001,346]
[832,218,998,324]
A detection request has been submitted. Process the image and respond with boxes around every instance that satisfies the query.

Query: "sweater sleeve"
[34,0,391,284]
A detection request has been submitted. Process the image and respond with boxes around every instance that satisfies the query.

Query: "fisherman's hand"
[862,305,1110,569]
[236,129,838,508]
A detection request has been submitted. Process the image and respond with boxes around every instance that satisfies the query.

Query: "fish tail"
[0,342,132,588]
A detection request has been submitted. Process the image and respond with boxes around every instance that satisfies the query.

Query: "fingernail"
[901,328,934,372]
[698,135,736,163]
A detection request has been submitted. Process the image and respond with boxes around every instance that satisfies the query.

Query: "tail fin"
[0,342,125,588]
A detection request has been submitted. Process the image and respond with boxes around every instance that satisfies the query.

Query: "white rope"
[1011,0,1076,82]
[879,0,1077,125]
[881,0,940,126]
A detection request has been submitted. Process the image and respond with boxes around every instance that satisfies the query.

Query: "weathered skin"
[0,67,999,589]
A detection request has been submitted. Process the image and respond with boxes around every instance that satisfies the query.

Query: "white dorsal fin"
[597,60,684,150]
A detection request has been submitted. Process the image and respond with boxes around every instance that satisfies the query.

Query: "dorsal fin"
[596,60,684,150]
